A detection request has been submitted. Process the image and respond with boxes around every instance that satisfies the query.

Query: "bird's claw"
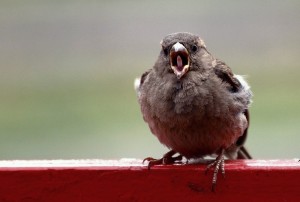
[143,157,163,169]
[205,151,225,192]
[143,150,182,169]
[142,157,157,164]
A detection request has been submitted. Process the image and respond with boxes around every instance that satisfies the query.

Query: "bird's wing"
[214,59,252,159]
[140,69,152,86]
[213,59,241,92]
[134,69,152,96]
[236,109,252,159]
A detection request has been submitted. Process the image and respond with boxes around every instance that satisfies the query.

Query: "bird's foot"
[143,150,182,169]
[205,150,225,192]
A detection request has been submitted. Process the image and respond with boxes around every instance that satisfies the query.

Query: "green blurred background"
[0,0,299,160]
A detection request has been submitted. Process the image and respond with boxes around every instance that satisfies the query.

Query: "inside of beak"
[170,43,190,79]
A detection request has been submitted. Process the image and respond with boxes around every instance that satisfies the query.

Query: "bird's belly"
[149,114,244,158]
[141,77,248,158]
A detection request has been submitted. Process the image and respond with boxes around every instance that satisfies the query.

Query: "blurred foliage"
[0,0,299,159]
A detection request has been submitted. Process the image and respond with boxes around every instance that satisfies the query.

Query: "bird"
[134,32,252,191]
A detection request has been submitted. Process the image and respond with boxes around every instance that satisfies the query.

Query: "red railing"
[0,159,299,201]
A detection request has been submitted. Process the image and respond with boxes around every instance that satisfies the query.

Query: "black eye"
[163,47,168,56]
[191,45,198,52]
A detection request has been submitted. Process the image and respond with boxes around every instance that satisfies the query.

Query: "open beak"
[170,42,190,79]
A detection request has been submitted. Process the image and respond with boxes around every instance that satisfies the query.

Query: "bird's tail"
[237,146,252,159]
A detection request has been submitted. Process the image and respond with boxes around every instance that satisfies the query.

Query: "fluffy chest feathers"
[138,70,250,157]
[141,70,241,123]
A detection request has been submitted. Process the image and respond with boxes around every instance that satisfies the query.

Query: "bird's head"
[157,32,207,79]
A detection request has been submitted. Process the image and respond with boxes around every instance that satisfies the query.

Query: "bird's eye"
[163,47,168,56]
[191,45,198,52]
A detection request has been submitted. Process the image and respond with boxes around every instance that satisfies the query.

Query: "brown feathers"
[135,32,253,190]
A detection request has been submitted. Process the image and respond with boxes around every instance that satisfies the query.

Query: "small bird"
[135,32,252,191]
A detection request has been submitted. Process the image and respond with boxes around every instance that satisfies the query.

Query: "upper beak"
[170,42,190,79]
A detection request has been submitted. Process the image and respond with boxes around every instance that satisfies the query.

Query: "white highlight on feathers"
[134,78,141,95]
[211,59,217,67]
[199,38,206,48]
[234,75,250,91]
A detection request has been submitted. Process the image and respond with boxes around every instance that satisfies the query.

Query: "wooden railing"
[0,159,299,201]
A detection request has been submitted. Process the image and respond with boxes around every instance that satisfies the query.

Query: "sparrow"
[135,32,252,191]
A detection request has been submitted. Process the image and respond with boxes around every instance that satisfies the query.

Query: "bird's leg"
[143,150,182,169]
[205,149,225,192]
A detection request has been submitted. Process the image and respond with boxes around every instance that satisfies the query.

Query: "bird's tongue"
[176,55,183,71]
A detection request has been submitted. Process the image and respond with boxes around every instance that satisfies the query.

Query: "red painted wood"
[0,159,299,202]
